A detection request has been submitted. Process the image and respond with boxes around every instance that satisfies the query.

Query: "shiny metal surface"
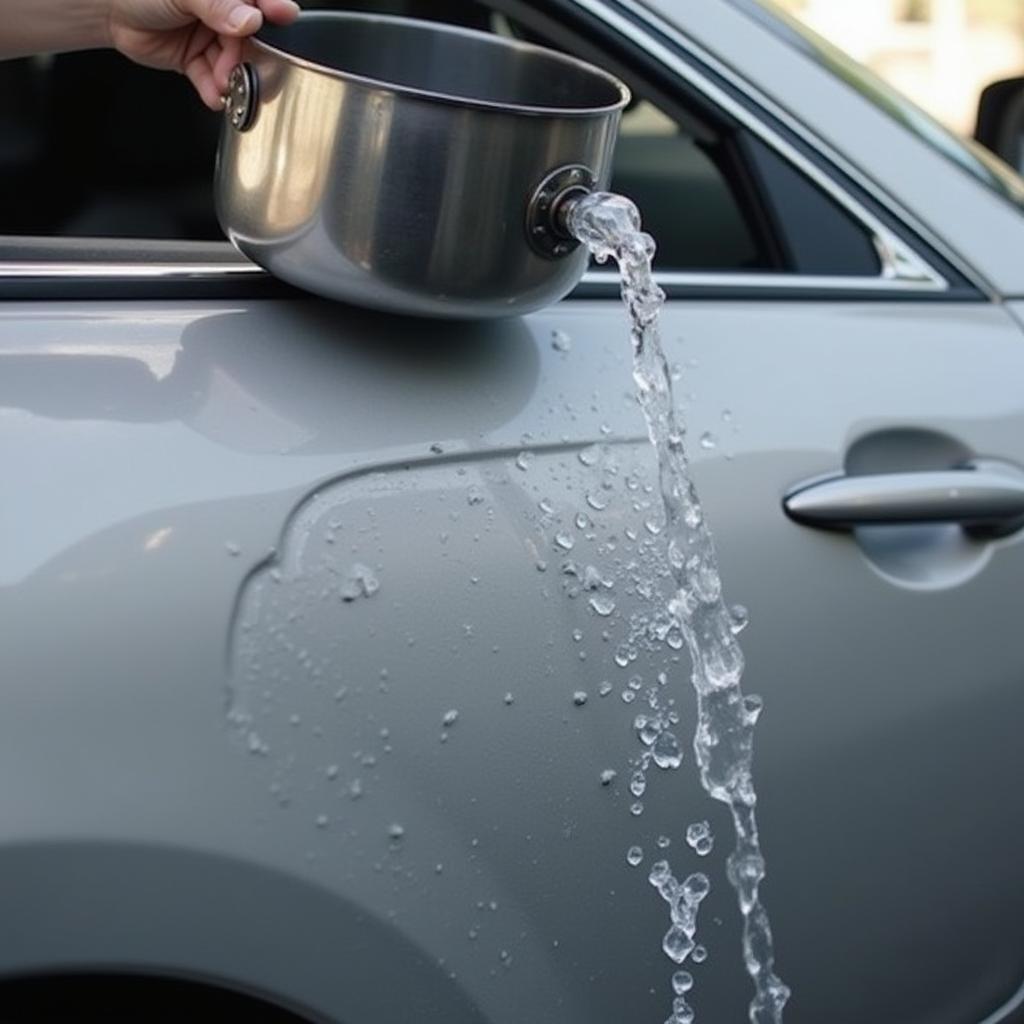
[215,13,628,318]
[525,164,596,260]
[225,63,257,133]
[0,260,263,280]
[784,465,1024,531]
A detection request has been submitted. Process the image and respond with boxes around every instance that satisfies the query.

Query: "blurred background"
[776,0,1024,135]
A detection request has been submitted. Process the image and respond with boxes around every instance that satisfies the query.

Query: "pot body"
[215,13,628,318]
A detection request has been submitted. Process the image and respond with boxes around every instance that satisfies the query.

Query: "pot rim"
[250,10,631,118]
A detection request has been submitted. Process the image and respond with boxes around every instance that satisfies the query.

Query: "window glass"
[0,0,881,279]
[729,0,1024,212]
[610,101,767,271]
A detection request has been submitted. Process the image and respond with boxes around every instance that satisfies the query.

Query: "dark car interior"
[0,0,881,277]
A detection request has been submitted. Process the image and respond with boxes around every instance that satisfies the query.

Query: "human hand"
[108,0,300,110]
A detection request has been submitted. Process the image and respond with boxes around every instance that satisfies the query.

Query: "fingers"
[213,35,242,93]
[186,50,226,110]
[179,0,299,37]
[258,0,301,25]
[178,0,300,106]
[179,0,262,37]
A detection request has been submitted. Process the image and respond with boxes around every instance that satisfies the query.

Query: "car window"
[0,0,880,278]
[727,0,1024,213]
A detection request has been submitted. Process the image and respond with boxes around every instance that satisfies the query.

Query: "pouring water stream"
[567,192,790,1024]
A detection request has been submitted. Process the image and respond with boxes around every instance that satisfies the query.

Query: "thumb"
[181,0,263,36]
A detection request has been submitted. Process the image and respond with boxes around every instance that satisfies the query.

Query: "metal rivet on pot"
[525,164,597,260]
[226,63,258,132]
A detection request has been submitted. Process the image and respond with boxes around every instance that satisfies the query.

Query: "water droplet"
[315,814,329,829]
[630,801,644,816]
[621,690,636,704]
[572,690,588,706]
[551,329,572,352]
[599,681,613,698]
[663,927,694,965]
[589,595,616,616]
[629,770,647,798]
[691,945,708,964]
[627,845,644,867]
[699,432,717,451]
[730,604,750,635]
[430,443,444,455]
[673,970,694,995]
[636,715,660,746]
[586,492,608,511]
[554,533,575,551]
[721,409,733,423]
[653,730,683,770]
[340,563,380,601]
[225,541,241,557]
[600,768,618,786]
[246,730,267,756]
[743,693,764,725]
[515,451,533,471]
[326,764,340,780]
[578,445,600,467]
[658,835,671,849]
[349,778,363,799]
[686,821,714,857]
[504,692,515,706]
[467,488,485,506]
[388,823,405,841]
[442,709,459,727]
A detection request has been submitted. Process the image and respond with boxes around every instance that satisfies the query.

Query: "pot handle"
[225,63,259,132]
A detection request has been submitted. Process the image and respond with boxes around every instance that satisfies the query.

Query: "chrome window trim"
[585,269,942,292]
[0,260,949,292]
[0,0,981,296]
[0,261,264,280]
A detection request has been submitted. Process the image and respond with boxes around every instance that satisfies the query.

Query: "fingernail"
[228,6,260,31]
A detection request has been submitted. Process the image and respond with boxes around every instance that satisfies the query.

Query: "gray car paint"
[1,293,1023,1024]
[3,1,1024,1022]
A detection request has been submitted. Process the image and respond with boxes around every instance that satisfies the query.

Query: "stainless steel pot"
[215,12,629,318]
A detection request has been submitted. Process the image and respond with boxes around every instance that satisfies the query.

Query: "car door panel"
[0,296,1021,1022]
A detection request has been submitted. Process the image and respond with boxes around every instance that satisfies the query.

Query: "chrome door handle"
[783,463,1024,535]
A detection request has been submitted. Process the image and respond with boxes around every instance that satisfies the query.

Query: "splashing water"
[569,192,790,1024]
